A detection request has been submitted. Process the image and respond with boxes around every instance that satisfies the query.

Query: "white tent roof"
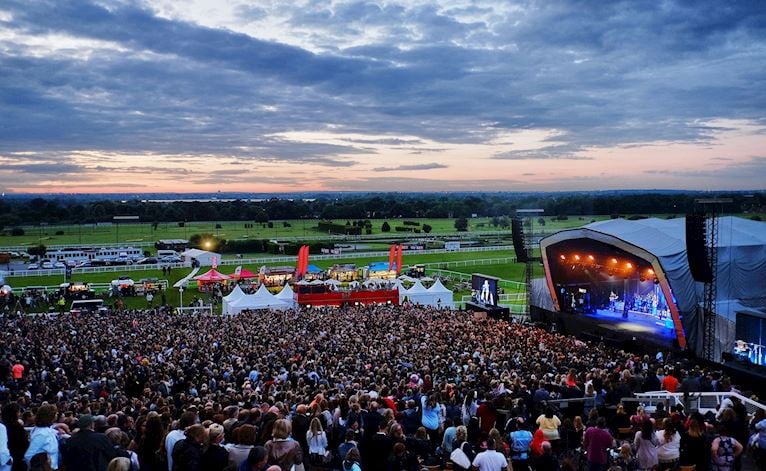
[427,278,452,295]
[227,284,289,313]
[405,279,428,294]
[275,283,295,302]
[223,284,246,303]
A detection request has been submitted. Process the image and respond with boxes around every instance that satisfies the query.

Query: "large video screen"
[471,274,499,307]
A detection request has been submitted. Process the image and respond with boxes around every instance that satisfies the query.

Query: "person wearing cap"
[61,415,126,471]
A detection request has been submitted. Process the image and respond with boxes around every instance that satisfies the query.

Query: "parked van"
[157,250,178,258]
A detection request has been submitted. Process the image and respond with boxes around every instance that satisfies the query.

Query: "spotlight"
[559,255,566,260]
[610,258,618,264]
[625,262,633,269]
[647,268,654,275]
[574,254,581,261]
[587,255,595,261]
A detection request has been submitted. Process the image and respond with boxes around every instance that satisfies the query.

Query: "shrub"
[10,227,24,236]
[381,221,391,232]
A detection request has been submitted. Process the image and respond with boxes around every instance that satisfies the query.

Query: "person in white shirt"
[306,418,328,466]
[472,438,511,471]
[654,419,681,468]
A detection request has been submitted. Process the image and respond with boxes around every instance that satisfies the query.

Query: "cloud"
[373,163,448,171]
[0,0,764,191]
[493,150,593,161]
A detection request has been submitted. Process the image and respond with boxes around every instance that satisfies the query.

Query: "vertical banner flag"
[302,245,310,276]
[388,245,396,271]
[396,244,403,274]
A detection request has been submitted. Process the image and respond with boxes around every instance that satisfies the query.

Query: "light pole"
[179,286,184,309]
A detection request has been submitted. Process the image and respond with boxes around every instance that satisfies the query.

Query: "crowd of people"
[0,305,764,471]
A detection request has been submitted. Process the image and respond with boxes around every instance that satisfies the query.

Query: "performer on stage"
[609,291,618,311]
[733,339,751,361]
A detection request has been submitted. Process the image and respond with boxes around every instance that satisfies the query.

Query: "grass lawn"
[0,216,619,248]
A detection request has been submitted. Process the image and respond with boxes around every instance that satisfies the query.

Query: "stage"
[540,308,680,351]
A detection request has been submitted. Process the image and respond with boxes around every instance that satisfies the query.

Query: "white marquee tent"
[224,284,289,315]
[275,283,297,309]
[426,278,454,308]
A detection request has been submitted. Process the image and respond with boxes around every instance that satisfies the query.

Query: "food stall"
[110,277,135,296]
[364,262,397,280]
[259,266,294,287]
[193,268,231,293]
[59,282,95,300]
[136,278,163,295]
[327,264,358,282]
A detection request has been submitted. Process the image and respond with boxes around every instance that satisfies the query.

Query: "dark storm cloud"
[0,0,764,177]
[372,163,448,171]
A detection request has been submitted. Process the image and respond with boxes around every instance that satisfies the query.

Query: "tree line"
[0,192,763,227]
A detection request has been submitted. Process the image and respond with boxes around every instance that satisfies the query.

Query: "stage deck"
[577,308,677,348]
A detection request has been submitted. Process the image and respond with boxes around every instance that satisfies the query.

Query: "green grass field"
[0,216,614,248]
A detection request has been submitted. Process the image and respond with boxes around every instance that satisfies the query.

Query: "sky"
[0,0,765,194]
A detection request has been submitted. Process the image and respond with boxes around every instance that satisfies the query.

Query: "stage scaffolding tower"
[516,209,544,321]
[696,198,731,361]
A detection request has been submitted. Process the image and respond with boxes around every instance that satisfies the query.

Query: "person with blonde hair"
[266,419,302,471]
[106,457,131,471]
[307,417,328,468]
[203,423,229,471]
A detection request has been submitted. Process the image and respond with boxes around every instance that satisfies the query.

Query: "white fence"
[3,262,185,278]
[216,245,515,266]
[8,280,169,296]
[175,305,214,316]
[3,245,516,279]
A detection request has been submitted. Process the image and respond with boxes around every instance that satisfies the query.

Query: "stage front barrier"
[634,391,766,416]
[175,305,214,316]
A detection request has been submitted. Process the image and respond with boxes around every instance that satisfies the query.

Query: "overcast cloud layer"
[0,0,765,192]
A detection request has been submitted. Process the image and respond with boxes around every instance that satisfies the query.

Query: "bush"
[422,224,432,233]
[554,215,568,221]
[27,244,46,256]
[751,215,762,221]
[10,227,24,236]
[454,218,468,231]
[318,221,362,235]
[55,230,64,235]
[395,226,415,232]
[283,222,291,227]
[220,239,269,254]
[381,221,391,232]
[365,228,372,235]
[403,221,420,226]
[178,222,185,227]
[267,222,274,228]
[627,215,648,220]
[215,223,222,229]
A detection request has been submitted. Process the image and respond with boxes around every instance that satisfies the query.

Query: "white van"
[157,250,178,258]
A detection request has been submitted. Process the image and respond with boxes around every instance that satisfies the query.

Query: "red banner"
[388,245,396,271]
[396,244,403,274]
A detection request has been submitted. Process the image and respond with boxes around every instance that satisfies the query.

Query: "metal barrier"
[175,305,214,316]
[634,390,766,416]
